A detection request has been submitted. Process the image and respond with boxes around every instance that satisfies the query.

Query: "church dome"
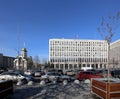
[22,48,27,52]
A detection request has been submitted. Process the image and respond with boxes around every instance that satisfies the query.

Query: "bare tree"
[40,58,47,70]
[98,12,120,43]
[98,12,120,82]
[27,56,34,69]
[33,55,41,69]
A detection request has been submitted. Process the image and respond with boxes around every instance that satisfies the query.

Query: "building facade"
[0,53,15,69]
[110,39,120,68]
[49,39,108,70]
[14,48,28,70]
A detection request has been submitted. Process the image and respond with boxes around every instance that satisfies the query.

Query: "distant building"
[14,48,28,70]
[49,38,108,70]
[0,53,15,69]
[110,39,120,68]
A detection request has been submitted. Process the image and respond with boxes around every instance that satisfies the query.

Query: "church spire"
[22,48,27,58]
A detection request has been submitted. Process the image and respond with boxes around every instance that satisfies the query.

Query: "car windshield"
[47,72,54,76]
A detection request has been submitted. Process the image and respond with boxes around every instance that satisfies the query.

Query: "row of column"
[53,63,106,70]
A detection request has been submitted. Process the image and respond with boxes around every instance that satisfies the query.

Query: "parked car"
[34,70,45,77]
[95,69,112,78]
[0,72,33,83]
[81,67,93,71]
[111,70,120,78]
[24,70,34,76]
[48,69,64,75]
[22,73,34,82]
[64,69,75,76]
[0,69,4,74]
[56,69,64,75]
[41,72,71,82]
[77,71,103,81]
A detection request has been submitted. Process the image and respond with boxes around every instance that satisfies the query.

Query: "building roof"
[22,48,27,52]
[110,39,120,49]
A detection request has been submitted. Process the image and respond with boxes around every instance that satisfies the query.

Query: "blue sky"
[0,0,120,60]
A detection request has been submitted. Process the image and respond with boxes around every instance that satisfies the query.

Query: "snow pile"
[27,81,34,85]
[52,80,57,84]
[16,80,23,86]
[63,80,68,85]
[74,80,80,84]
[84,79,90,84]
[40,80,45,86]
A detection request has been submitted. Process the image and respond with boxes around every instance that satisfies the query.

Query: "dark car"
[57,69,64,75]
[95,69,112,78]
[0,69,4,74]
[111,70,120,78]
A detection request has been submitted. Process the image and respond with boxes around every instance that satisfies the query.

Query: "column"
[98,63,100,69]
[54,64,56,69]
[90,64,92,68]
[77,63,79,70]
[63,64,65,71]
[59,64,60,70]
[68,64,70,70]
[72,64,74,70]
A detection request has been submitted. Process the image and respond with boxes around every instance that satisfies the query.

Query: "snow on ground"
[11,81,100,99]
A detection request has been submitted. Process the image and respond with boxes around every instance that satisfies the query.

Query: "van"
[81,67,92,71]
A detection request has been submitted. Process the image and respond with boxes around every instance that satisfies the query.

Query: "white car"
[41,72,71,82]
[64,69,75,76]
[34,70,45,77]
[0,72,32,83]
[24,70,34,76]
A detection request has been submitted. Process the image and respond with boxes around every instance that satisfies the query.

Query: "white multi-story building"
[49,38,108,70]
[110,39,120,68]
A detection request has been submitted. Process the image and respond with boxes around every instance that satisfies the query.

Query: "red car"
[77,71,103,81]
